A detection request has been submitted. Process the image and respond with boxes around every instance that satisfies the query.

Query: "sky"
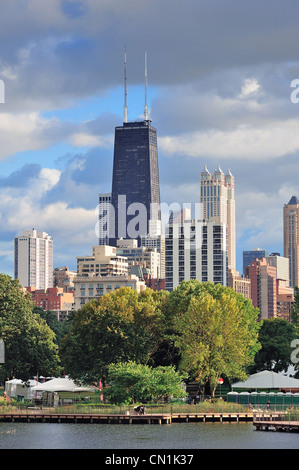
[1,0,299,277]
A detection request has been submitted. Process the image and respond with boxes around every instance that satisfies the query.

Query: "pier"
[0,411,253,425]
[253,412,299,433]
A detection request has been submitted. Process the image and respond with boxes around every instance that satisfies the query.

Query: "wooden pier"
[0,411,253,425]
[253,416,299,433]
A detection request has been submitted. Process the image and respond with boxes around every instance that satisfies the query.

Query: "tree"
[59,287,169,384]
[0,274,61,382]
[170,280,261,397]
[33,307,70,345]
[291,286,299,337]
[249,318,297,373]
[103,361,187,404]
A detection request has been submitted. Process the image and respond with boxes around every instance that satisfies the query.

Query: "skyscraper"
[283,195,299,287]
[165,212,228,292]
[200,165,235,269]
[108,53,161,246]
[14,229,53,289]
[98,193,111,245]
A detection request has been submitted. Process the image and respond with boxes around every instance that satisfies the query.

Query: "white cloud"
[239,78,261,98]
[159,119,299,160]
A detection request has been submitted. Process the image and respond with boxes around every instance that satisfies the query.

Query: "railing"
[253,407,299,424]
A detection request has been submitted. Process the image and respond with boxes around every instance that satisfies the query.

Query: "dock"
[253,414,299,433]
[0,411,253,425]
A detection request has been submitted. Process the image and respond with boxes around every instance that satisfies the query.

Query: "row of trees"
[0,273,298,402]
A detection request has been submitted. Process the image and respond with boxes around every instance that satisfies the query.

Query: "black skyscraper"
[108,54,161,246]
[109,119,161,245]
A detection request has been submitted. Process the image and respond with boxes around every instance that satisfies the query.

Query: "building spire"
[124,49,128,123]
[144,52,149,121]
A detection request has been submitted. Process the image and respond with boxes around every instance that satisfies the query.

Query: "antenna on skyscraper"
[144,52,149,121]
[124,48,128,123]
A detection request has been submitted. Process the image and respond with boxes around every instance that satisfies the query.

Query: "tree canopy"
[0,274,61,382]
[104,361,187,404]
[59,287,169,384]
[169,280,261,396]
[249,318,297,374]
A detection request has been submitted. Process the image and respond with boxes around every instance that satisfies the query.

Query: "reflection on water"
[0,421,298,449]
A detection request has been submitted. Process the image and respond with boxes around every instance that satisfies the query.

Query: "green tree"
[104,361,187,404]
[59,287,169,384]
[0,274,61,382]
[291,286,299,337]
[170,280,261,397]
[33,307,69,345]
[249,318,297,373]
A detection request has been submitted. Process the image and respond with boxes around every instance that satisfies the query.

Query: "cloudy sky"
[1,0,299,277]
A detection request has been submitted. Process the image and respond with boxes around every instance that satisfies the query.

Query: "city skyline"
[1,1,299,277]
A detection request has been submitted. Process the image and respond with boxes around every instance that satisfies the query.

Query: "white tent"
[31,377,94,393]
[231,370,299,390]
[5,379,42,399]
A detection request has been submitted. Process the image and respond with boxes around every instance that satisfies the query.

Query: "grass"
[0,399,250,415]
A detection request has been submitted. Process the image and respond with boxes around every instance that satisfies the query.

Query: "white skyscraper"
[98,193,112,245]
[165,213,228,292]
[200,165,235,269]
[14,229,53,289]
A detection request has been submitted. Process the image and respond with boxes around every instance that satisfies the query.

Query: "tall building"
[266,253,290,286]
[283,195,299,288]
[200,165,235,269]
[243,248,269,274]
[245,258,277,319]
[245,257,294,321]
[141,234,165,279]
[109,53,161,246]
[14,229,53,289]
[98,193,111,245]
[165,214,228,292]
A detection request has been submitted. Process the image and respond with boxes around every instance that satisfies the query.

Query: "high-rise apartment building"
[98,193,111,245]
[109,54,161,246]
[165,215,228,292]
[245,257,294,321]
[200,165,235,269]
[245,258,277,319]
[283,195,299,288]
[266,253,290,286]
[140,234,165,279]
[14,229,53,289]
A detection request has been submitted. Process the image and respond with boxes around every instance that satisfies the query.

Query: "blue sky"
[1,0,299,277]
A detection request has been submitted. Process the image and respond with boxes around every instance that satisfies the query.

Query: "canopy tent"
[5,379,42,399]
[231,370,299,391]
[31,377,94,393]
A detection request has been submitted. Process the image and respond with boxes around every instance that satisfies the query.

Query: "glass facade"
[110,120,161,246]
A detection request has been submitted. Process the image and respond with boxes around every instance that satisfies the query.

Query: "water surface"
[0,421,298,449]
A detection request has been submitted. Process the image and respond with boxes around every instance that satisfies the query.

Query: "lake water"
[0,421,298,450]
